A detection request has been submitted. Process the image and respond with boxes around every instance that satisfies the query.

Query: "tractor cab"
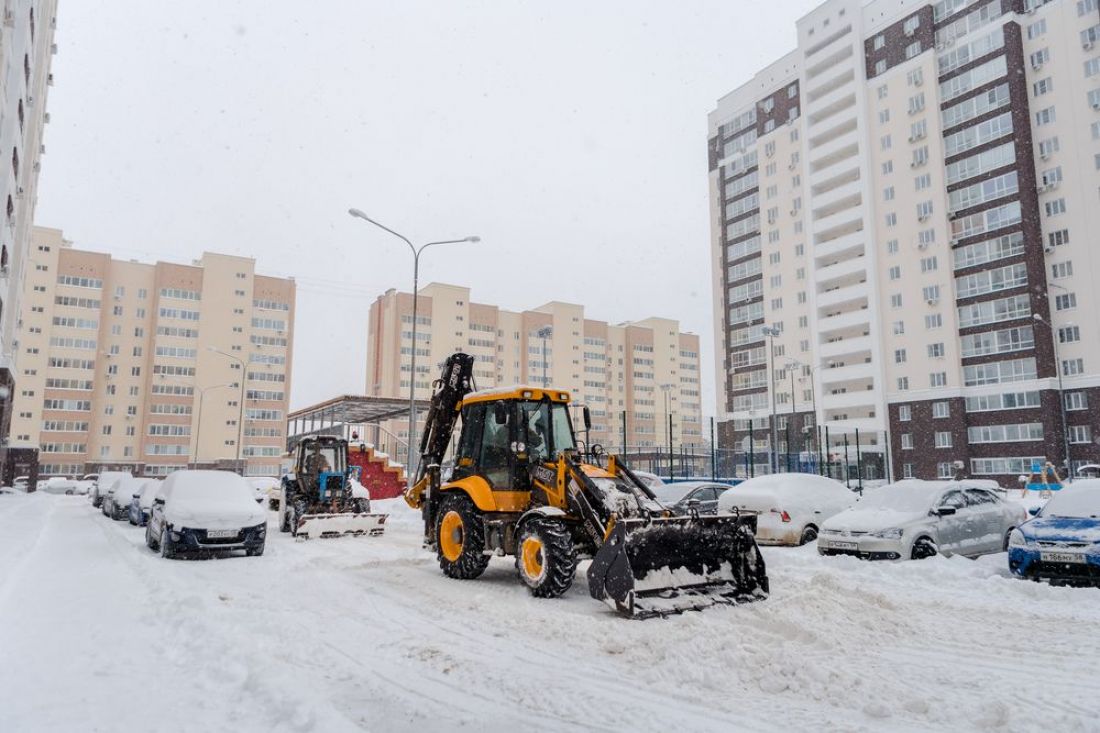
[450,388,578,491]
[294,436,349,501]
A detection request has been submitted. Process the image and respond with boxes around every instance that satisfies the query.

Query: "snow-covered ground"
[1,492,1098,733]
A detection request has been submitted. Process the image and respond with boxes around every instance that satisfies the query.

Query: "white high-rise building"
[710,0,1100,485]
[0,1,58,474]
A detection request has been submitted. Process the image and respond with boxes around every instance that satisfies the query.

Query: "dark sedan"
[650,481,731,515]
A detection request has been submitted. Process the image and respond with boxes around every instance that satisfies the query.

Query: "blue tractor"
[279,435,387,539]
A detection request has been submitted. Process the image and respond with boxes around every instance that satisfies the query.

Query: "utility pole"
[762,325,781,474]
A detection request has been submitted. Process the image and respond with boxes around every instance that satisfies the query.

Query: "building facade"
[710,0,1100,485]
[11,227,296,477]
[366,283,703,461]
[0,1,58,468]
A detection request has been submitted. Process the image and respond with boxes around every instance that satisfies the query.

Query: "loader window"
[479,400,512,487]
[519,401,575,462]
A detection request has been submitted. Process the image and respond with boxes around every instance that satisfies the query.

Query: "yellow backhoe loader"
[404,353,768,619]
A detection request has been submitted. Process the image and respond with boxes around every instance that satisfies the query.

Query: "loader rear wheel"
[516,519,576,598]
[435,494,489,579]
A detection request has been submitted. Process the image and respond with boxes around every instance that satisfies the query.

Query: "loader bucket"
[294,512,388,540]
[587,513,768,619]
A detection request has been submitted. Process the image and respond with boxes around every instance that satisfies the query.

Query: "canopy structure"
[286,395,431,453]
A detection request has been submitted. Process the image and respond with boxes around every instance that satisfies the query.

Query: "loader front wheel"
[435,494,489,579]
[516,519,576,598]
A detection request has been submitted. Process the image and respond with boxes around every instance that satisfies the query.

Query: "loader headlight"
[871,527,903,540]
[1008,529,1028,548]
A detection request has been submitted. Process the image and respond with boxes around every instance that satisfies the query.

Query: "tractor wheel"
[434,494,489,580]
[515,519,576,598]
[289,499,308,538]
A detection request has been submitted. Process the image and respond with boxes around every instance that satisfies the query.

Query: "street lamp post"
[207,347,246,473]
[786,357,819,472]
[348,208,479,487]
[762,325,781,474]
[660,383,673,480]
[1033,313,1073,483]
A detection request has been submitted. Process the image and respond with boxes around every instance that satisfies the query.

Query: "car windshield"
[855,484,941,513]
[1041,488,1100,518]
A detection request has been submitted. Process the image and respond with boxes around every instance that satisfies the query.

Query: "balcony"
[821,416,884,435]
[805,43,854,79]
[820,360,876,384]
[816,255,867,289]
[810,176,861,214]
[818,334,872,360]
[812,209,863,242]
[813,229,863,260]
[806,69,856,104]
[809,127,859,171]
[816,282,868,311]
[816,307,870,336]
[821,388,877,410]
[807,92,856,128]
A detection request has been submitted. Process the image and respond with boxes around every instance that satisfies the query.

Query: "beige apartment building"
[709,0,1100,485]
[11,227,295,477]
[366,283,703,459]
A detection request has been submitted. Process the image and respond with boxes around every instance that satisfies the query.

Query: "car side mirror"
[1028,506,1040,517]
[582,405,592,431]
[154,497,165,505]
[936,506,957,516]
[133,493,140,499]
[493,403,509,425]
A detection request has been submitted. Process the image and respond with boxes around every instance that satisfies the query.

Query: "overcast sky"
[36,0,821,414]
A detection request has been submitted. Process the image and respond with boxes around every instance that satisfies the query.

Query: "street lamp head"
[348,208,369,220]
[1033,314,1044,322]
[465,236,481,243]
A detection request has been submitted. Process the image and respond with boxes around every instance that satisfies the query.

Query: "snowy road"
[2,493,1098,733]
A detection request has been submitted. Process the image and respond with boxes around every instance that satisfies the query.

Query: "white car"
[819,480,1026,561]
[247,477,280,507]
[145,470,267,558]
[40,476,80,495]
[717,473,856,545]
[91,471,133,509]
[13,476,29,492]
[632,470,666,491]
[103,476,146,521]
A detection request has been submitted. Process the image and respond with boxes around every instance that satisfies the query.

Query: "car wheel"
[146,523,159,551]
[159,527,175,559]
[799,526,819,545]
[247,541,265,557]
[1003,528,1014,552]
[910,536,938,560]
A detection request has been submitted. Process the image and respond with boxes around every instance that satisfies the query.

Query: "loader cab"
[451,389,576,490]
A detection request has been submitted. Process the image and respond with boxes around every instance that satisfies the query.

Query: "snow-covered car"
[91,471,132,508]
[718,473,856,545]
[104,476,147,521]
[40,476,80,495]
[128,479,162,526]
[819,480,1025,561]
[145,470,267,558]
[651,481,730,515]
[632,470,665,491]
[12,476,29,492]
[247,477,280,507]
[1008,479,1100,585]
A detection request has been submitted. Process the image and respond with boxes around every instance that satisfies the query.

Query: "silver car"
[818,480,1027,561]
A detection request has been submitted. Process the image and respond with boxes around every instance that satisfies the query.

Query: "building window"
[901,434,914,450]
[928,343,945,358]
[1054,293,1077,311]
[1069,425,1092,444]
[899,405,912,422]
[903,463,914,479]
[898,377,909,390]
[932,401,950,418]
[930,372,947,387]
[1051,261,1073,279]
[895,348,907,363]
[935,431,953,448]
[1062,358,1084,376]
[1033,77,1053,96]
[937,462,954,479]
[1065,392,1088,411]
[1059,326,1080,344]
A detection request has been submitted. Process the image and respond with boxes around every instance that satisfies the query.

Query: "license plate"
[207,529,239,539]
[1041,551,1085,564]
[830,541,858,550]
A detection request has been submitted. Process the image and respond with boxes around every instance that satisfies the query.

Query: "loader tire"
[435,494,489,580]
[515,519,576,598]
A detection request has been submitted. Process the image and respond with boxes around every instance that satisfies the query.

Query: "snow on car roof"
[1042,480,1100,517]
[718,473,849,509]
[162,470,255,508]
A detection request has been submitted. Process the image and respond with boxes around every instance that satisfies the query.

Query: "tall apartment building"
[0,1,58,461]
[366,283,703,459]
[11,227,296,477]
[710,0,1100,486]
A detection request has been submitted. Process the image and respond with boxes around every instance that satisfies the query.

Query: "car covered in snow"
[247,476,280,508]
[1008,479,1100,585]
[650,481,730,515]
[39,476,80,495]
[90,471,132,508]
[12,475,29,492]
[145,470,267,558]
[818,479,1025,561]
[632,470,665,491]
[718,473,855,545]
[103,476,147,521]
[128,479,162,526]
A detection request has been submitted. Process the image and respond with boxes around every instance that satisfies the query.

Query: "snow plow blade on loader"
[587,512,768,620]
[293,512,387,540]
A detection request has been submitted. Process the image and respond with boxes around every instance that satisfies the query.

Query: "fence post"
[748,418,755,478]
[855,428,864,494]
[843,434,851,489]
[710,417,717,480]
